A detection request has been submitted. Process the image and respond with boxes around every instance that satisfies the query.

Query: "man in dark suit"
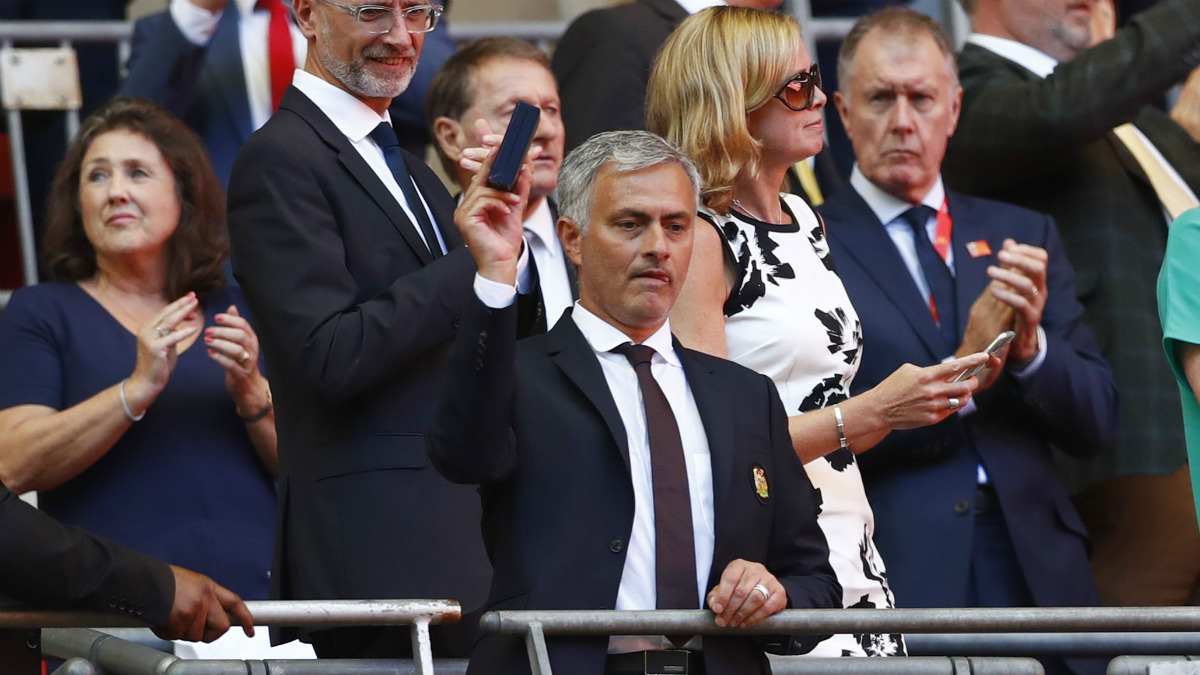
[427,36,577,330]
[0,482,255,657]
[819,10,1116,673]
[943,0,1200,607]
[550,0,843,205]
[119,0,454,187]
[429,130,841,675]
[225,0,522,658]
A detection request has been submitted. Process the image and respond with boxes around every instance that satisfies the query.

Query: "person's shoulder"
[948,189,1050,232]
[5,282,81,313]
[679,345,770,389]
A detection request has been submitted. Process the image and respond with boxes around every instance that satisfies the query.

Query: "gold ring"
[237,350,250,364]
[1028,287,1039,299]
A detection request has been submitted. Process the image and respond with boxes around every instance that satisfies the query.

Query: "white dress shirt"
[571,306,715,653]
[291,69,447,255]
[966,32,1199,223]
[522,199,574,329]
[170,0,308,131]
[674,0,726,13]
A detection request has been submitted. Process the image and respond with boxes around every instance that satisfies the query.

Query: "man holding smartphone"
[818,10,1117,675]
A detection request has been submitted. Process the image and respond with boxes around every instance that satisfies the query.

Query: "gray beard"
[317,21,416,100]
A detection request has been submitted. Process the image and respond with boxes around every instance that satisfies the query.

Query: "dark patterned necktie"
[369,123,443,259]
[612,342,698,612]
[899,205,957,351]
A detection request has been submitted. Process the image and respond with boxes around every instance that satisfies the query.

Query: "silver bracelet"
[833,404,847,451]
[119,379,145,422]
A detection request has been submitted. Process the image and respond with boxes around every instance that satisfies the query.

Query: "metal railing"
[481,607,1200,675]
[2,599,460,675]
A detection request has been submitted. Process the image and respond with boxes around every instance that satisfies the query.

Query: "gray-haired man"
[428,130,841,675]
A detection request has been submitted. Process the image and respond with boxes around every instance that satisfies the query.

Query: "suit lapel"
[407,151,462,250]
[209,9,254,143]
[824,189,946,360]
[547,314,632,471]
[643,0,689,23]
[677,344,735,516]
[946,190,994,341]
[278,88,436,265]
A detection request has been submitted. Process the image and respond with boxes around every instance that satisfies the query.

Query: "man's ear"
[557,217,584,268]
[293,0,318,39]
[433,116,466,163]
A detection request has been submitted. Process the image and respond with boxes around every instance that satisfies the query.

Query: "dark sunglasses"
[773,63,822,111]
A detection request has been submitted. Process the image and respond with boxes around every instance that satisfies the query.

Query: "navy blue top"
[0,282,275,600]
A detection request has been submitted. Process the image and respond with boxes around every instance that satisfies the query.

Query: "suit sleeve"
[1002,214,1119,457]
[945,0,1200,193]
[226,127,477,402]
[0,484,174,626]
[551,9,656,152]
[117,12,209,118]
[426,297,520,485]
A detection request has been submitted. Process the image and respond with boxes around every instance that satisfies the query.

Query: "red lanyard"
[933,196,952,263]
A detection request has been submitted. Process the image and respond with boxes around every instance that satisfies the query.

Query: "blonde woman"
[647,7,989,657]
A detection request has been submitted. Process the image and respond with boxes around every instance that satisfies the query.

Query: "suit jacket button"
[609,539,624,553]
[953,500,970,515]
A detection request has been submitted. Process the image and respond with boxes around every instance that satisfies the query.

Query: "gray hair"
[838,7,959,91]
[557,130,702,232]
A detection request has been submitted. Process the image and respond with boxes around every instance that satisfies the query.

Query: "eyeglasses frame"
[313,0,445,34]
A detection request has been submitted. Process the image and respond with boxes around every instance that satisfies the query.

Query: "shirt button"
[953,500,970,515]
[609,539,624,553]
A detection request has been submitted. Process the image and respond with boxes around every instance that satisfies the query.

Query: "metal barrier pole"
[47,658,98,675]
[3,58,38,287]
[482,607,1200,637]
[1107,656,1200,675]
[769,656,1045,674]
[908,632,1200,657]
[524,621,551,675]
[43,628,178,674]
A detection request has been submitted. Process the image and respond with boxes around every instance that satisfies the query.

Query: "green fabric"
[1158,207,1200,521]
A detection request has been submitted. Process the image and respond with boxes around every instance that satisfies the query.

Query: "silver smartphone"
[953,330,1017,382]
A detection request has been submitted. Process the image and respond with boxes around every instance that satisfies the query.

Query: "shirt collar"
[292,69,392,142]
[572,304,681,367]
[522,198,556,244]
[236,0,257,18]
[674,0,726,14]
[849,164,945,226]
[966,33,1058,78]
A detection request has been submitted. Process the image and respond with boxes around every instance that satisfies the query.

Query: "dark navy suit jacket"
[428,303,841,674]
[818,187,1114,618]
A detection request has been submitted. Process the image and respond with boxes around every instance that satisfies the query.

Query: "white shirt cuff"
[170,0,221,46]
[474,274,518,309]
[515,239,533,294]
[1009,326,1048,379]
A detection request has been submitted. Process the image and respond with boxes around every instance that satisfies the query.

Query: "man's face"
[451,57,564,200]
[298,0,425,112]
[560,163,696,342]
[1000,0,1094,62]
[835,29,962,204]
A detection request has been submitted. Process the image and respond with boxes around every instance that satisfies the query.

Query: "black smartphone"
[953,330,1017,382]
[487,100,541,192]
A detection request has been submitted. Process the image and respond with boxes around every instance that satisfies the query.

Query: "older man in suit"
[943,0,1200,607]
[429,130,841,675]
[818,9,1116,674]
[427,36,576,330]
[119,0,453,187]
[225,0,536,659]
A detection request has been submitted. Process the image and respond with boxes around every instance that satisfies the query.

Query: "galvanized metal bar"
[908,633,1200,657]
[243,599,461,627]
[7,106,40,286]
[769,656,1044,675]
[525,621,552,675]
[410,615,433,675]
[0,599,459,630]
[42,628,178,674]
[48,658,98,675]
[0,22,132,43]
[481,608,1200,636]
[1106,656,1200,675]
